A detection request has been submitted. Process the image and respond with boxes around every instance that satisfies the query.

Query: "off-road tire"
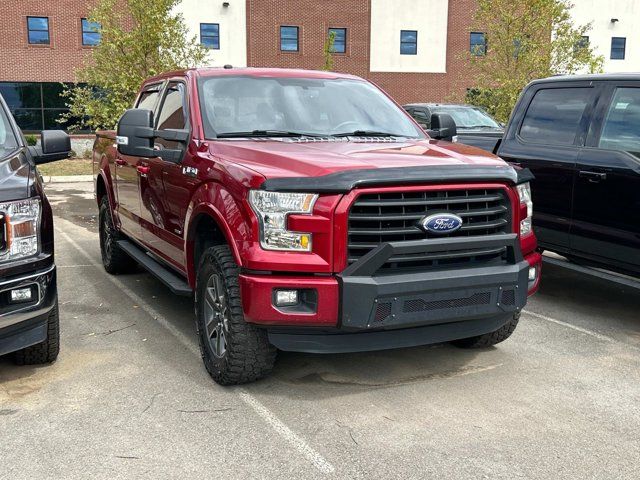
[14,302,60,365]
[452,313,520,349]
[195,245,276,385]
[99,197,133,274]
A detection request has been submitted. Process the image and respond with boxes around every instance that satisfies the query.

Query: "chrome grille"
[347,188,511,271]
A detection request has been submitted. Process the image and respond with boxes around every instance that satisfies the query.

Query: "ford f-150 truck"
[0,93,70,363]
[94,68,541,385]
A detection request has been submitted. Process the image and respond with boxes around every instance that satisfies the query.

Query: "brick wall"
[247,0,477,104]
[0,0,96,82]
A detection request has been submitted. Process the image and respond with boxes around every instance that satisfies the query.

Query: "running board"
[117,240,192,296]
[543,255,640,292]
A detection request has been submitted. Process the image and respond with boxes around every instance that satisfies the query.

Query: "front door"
[572,84,640,273]
[115,83,163,239]
[140,80,190,269]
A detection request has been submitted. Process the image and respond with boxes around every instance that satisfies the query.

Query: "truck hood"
[0,148,34,202]
[212,138,506,181]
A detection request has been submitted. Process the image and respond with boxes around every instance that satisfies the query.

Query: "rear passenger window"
[136,85,162,111]
[520,88,592,146]
[599,88,640,155]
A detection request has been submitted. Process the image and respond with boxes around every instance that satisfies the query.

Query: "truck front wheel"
[14,301,60,365]
[452,313,520,349]
[195,245,276,385]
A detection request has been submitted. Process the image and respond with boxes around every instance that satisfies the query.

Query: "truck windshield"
[197,76,425,139]
[433,106,501,129]
[0,106,19,160]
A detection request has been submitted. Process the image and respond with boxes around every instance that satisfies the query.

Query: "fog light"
[275,289,299,307]
[528,267,537,282]
[10,287,33,303]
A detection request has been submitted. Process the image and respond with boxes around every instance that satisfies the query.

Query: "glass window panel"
[28,30,50,45]
[43,109,70,130]
[599,87,640,155]
[0,83,41,109]
[200,23,220,49]
[27,17,49,31]
[280,26,299,51]
[329,28,346,53]
[201,23,219,35]
[11,109,43,132]
[400,30,417,55]
[611,37,626,59]
[470,32,486,56]
[42,83,67,108]
[520,88,592,145]
[156,82,186,149]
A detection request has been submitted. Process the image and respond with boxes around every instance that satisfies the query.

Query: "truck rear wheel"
[452,313,520,348]
[14,301,60,365]
[99,197,133,274]
[195,245,276,385]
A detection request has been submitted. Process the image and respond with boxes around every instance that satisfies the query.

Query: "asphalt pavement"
[1,181,639,479]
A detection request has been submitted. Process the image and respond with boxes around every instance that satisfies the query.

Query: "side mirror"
[117,108,155,157]
[31,130,71,164]
[116,108,189,163]
[428,113,457,142]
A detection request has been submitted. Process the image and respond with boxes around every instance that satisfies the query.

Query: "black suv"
[496,74,640,277]
[0,93,70,363]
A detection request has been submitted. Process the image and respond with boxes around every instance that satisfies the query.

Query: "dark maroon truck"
[94,67,541,385]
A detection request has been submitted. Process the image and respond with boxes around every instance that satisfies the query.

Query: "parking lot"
[1,180,639,479]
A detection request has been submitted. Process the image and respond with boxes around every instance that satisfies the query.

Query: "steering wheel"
[331,120,361,134]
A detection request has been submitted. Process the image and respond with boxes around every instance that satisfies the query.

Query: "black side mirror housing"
[116,108,189,163]
[31,130,72,164]
[428,113,457,142]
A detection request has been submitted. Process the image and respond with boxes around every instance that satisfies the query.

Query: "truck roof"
[144,67,363,84]
[530,72,640,85]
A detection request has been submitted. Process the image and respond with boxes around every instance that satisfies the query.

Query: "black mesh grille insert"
[374,302,392,322]
[501,289,515,306]
[348,188,511,272]
[402,292,491,313]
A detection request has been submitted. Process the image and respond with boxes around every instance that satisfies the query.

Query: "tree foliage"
[466,0,604,122]
[322,30,337,71]
[61,0,209,131]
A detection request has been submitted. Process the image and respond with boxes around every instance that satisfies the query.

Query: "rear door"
[572,83,640,272]
[114,83,163,238]
[497,82,599,252]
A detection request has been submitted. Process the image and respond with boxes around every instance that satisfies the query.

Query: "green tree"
[322,30,337,71]
[466,0,604,122]
[61,0,209,131]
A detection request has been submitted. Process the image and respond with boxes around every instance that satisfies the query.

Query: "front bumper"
[0,264,57,356]
[240,234,540,353]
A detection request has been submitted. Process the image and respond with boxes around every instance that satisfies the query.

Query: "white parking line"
[55,220,335,475]
[522,310,616,343]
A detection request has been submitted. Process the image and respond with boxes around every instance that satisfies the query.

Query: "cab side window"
[411,109,430,128]
[136,85,162,111]
[519,88,592,146]
[599,88,640,156]
[155,82,187,150]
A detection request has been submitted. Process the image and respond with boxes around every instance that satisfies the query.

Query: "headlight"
[0,198,41,262]
[517,182,533,236]
[249,190,318,252]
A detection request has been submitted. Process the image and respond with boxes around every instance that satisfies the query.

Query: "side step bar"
[117,240,192,296]
[543,255,640,292]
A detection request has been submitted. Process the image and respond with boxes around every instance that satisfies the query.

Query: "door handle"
[115,158,127,166]
[137,165,150,177]
[579,170,607,183]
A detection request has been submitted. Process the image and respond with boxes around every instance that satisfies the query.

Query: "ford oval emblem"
[420,213,463,234]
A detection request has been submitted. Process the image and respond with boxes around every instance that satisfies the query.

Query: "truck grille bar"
[347,188,512,272]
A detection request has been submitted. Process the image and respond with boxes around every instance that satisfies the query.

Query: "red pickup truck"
[94,67,541,385]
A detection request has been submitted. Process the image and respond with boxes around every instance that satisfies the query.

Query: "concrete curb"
[43,175,93,183]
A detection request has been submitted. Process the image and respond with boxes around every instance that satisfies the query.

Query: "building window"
[280,26,299,52]
[400,30,417,55]
[328,28,346,54]
[27,17,50,45]
[200,23,220,49]
[470,32,486,56]
[611,37,626,59]
[575,35,589,53]
[81,19,101,46]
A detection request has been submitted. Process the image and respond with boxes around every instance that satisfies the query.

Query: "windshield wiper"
[216,130,323,139]
[333,130,406,138]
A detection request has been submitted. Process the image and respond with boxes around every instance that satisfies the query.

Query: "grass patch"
[38,159,92,176]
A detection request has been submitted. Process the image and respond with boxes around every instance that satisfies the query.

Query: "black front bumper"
[0,264,57,356]
[268,235,529,353]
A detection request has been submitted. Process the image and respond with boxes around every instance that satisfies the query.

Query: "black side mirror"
[428,113,457,142]
[31,130,72,164]
[116,108,189,163]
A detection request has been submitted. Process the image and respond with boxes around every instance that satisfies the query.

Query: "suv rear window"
[520,88,592,145]
[599,87,640,155]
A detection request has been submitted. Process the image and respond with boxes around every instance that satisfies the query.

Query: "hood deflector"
[260,165,533,193]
